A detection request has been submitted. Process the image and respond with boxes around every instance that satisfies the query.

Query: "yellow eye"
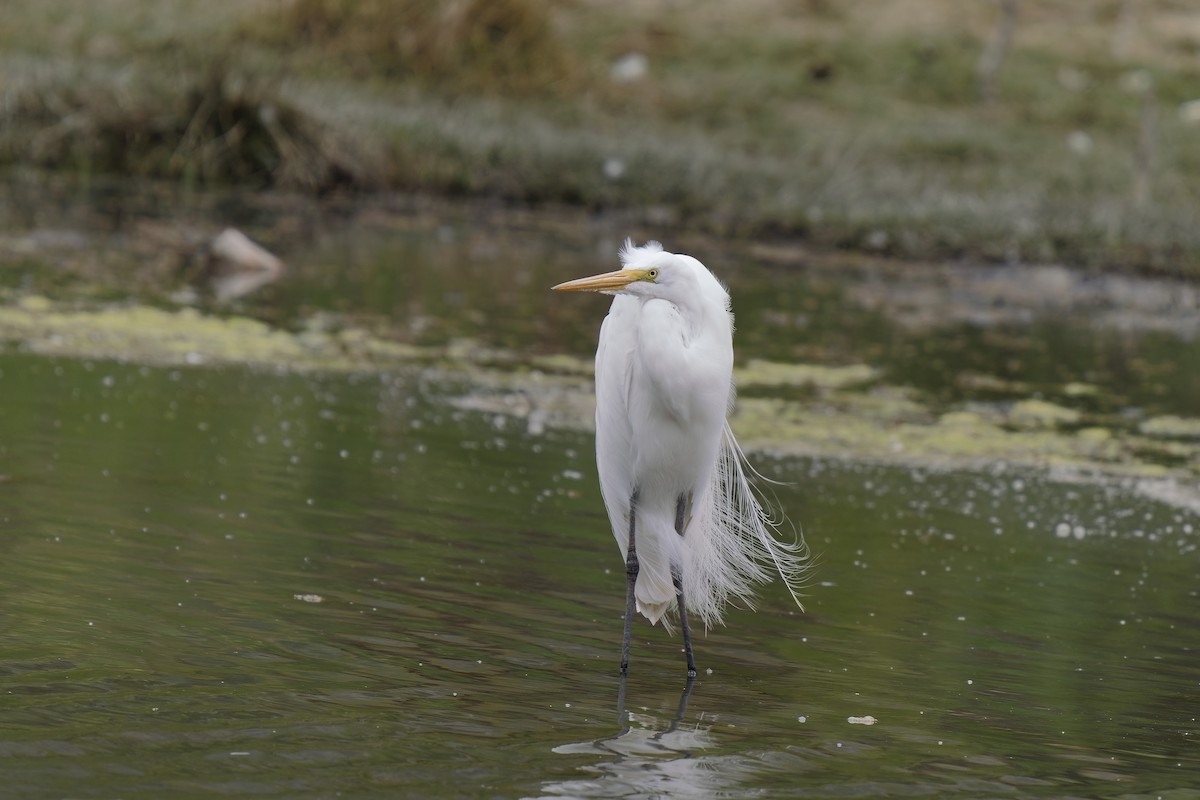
[646,268,659,280]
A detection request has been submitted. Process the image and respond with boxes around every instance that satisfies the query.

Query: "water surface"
[2,187,1199,797]
[3,349,1197,798]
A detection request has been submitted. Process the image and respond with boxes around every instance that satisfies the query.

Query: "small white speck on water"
[705,667,713,675]
[967,679,974,685]
[230,752,251,757]
[848,715,876,725]
[797,716,807,723]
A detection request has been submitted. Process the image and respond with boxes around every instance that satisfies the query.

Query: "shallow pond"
[2,191,1200,798]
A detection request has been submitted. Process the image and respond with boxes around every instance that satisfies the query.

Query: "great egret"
[553,240,807,676]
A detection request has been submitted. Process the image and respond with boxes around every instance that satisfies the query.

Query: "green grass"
[3,0,1200,277]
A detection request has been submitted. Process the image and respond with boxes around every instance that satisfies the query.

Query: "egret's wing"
[594,295,679,624]
[594,295,639,555]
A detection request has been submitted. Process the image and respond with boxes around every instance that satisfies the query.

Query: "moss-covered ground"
[4,295,1196,502]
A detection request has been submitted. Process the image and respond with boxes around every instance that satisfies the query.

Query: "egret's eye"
[646,268,659,281]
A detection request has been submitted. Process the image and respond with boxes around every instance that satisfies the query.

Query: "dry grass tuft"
[276,0,574,92]
[3,65,367,192]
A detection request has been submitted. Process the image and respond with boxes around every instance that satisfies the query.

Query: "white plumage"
[554,240,807,674]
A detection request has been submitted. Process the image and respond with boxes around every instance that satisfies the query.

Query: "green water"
[2,351,1197,798]
[2,189,1200,797]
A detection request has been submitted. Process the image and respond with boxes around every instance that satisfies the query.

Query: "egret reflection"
[534,679,759,800]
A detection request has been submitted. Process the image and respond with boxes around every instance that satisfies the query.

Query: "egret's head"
[552,239,726,310]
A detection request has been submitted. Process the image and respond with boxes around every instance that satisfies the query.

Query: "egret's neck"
[658,285,729,343]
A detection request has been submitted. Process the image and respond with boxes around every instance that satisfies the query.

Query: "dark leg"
[615,669,630,731]
[673,492,697,678]
[620,490,639,676]
[659,675,695,737]
[672,566,697,677]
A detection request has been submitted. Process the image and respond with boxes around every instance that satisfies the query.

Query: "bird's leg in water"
[657,675,695,738]
[674,493,698,677]
[615,670,630,731]
[620,490,640,675]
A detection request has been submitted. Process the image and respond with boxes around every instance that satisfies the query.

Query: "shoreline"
[3,294,1196,515]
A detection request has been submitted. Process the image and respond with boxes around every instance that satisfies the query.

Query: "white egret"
[553,240,807,676]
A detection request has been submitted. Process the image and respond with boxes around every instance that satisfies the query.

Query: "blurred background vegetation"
[3,0,1199,275]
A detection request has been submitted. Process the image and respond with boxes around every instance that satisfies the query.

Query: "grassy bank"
[3,0,1200,276]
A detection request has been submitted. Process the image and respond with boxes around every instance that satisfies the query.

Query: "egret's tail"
[678,422,810,630]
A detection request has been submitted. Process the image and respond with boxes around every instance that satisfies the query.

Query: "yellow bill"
[552,268,649,293]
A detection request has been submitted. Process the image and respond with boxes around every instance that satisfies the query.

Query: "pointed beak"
[552,268,645,293]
